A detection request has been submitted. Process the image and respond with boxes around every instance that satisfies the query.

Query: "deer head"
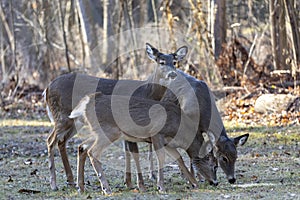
[214,132,249,184]
[146,43,188,85]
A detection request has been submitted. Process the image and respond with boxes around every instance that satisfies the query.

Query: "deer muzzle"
[227,175,236,184]
[166,71,177,79]
[209,180,219,186]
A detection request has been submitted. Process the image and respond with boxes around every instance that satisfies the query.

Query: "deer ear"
[146,43,158,61]
[207,131,216,144]
[175,46,188,61]
[202,132,209,142]
[199,132,214,157]
[233,133,249,146]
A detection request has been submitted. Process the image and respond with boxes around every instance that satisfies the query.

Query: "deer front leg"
[124,141,145,191]
[131,144,146,192]
[148,144,155,180]
[47,128,58,191]
[124,141,146,191]
[124,141,133,189]
[152,136,165,192]
[165,146,198,188]
[190,159,195,178]
[87,129,121,195]
[88,149,111,195]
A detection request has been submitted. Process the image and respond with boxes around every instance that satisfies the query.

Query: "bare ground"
[0,120,299,200]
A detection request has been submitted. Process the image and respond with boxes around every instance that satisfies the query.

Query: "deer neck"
[144,67,168,100]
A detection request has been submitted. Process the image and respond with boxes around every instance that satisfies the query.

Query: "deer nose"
[228,178,236,184]
[209,180,219,186]
[167,71,177,79]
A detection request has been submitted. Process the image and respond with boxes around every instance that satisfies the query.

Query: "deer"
[69,92,218,194]
[44,43,190,191]
[138,69,249,184]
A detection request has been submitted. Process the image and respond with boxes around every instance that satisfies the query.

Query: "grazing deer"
[44,43,188,191]
[69,92,217,194]
[160,69,249,184]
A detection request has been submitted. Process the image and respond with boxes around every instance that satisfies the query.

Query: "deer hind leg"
[57,125,77,187]
[47,128,58,191]
[77,137,93,193]
[165,146,198,188]
[151,136,166,192]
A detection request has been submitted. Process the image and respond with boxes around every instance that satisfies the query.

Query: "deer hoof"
[149,173,156,181]
[66,181,76,187]
[76,185,85,194]
[124,181,133,189]
[192,183,198,188]
[228,178,236,184]
[209,181,219,186]
[138,185,146,193]
[50,182,58,191]
[157,186,166,193]
[51,186,58,191]
[103,188,112,196]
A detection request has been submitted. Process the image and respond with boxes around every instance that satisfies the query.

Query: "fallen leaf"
[251,175,259,182]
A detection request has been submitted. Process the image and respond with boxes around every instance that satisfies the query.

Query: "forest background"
[0,0,299,124]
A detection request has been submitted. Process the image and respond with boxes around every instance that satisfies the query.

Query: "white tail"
[43,89,54,123]
[69,96,90,119]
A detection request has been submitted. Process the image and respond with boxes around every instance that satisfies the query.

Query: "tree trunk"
[58,0,71,72]
[278,0,288,70]
[269,0,280,70]
[76,0,92,68]
[209,0,227,60]
[124,0,139,79]
[283,0,300,79]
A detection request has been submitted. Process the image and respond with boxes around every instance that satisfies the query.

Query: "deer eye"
[173,61,177,65]
[221,156,228,163]
[159,60,165,65]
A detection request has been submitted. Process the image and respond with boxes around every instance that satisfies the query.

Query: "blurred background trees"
[0,0,299,115]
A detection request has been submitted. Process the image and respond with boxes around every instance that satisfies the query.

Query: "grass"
[0,119,299,199]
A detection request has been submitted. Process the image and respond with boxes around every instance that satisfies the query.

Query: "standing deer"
[44,43,188,191]
[69,92,217,194]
